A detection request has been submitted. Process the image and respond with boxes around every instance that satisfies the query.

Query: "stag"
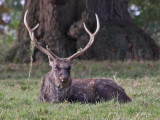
[24,10,131,103]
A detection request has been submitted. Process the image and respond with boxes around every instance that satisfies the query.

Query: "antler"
[24,10,59,60]
[68,14,100,60]
[24,10,100,61]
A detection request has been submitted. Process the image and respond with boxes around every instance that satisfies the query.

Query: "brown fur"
[38,58,131,103]
[70,78,131,103]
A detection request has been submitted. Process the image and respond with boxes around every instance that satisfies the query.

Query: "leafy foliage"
[0,0,23,59]
[129,0,160,40]
[0,0,22,30]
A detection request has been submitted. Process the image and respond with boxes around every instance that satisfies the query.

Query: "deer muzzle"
[60,70,69,83]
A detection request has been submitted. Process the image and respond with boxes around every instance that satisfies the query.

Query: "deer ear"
[46,45,55,67]
[48,56,55,67]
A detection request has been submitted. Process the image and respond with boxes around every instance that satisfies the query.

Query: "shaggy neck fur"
[38,71,72,103]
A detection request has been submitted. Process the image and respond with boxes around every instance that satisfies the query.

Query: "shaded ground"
[1,60,160,80]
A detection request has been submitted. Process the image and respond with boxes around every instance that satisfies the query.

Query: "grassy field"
[0,60,160,120]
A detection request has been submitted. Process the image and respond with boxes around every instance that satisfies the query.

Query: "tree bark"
[5,0,159,63]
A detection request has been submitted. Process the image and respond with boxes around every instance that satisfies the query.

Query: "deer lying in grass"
[24,10,131,103]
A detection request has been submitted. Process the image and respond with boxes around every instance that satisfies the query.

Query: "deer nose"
[60,76,68,83]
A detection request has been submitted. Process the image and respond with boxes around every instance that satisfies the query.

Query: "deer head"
[24,10,100,88]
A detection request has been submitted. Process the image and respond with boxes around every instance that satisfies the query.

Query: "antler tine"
[24,10,59,60]
[46,45,58,59]
[68,14,100,60]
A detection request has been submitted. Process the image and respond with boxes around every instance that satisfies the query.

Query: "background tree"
[3,0,160,63]
[0,0,23,62]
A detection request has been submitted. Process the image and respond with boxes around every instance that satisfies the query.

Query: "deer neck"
[48,70,72,102]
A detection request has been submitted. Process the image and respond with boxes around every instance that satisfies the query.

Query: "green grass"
[0,60,160,119]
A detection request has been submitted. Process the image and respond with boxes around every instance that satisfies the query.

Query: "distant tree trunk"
[5,0,159,63]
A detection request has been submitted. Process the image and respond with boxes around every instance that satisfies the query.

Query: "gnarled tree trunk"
[5,0,159,63]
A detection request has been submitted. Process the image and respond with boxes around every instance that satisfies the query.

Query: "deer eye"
[55,66,61,71]
[66,67,71,72]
